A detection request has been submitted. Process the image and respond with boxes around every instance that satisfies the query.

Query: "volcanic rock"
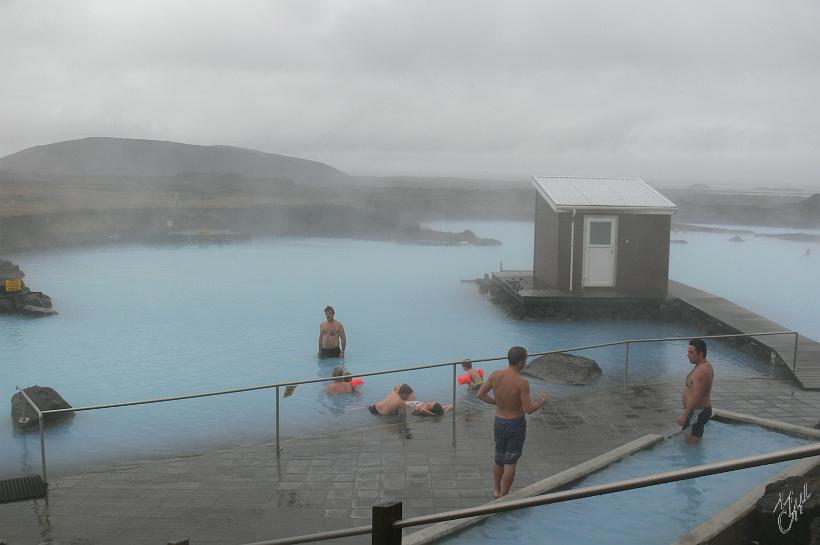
[523,353,602,385]
[11,386,74,431]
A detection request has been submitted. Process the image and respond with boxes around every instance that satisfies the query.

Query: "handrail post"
[39,414,47,484]
[275,385,281,455]
[623,342,630,393]
[17,386,48,484]
[373,500,402,545]
[793,332,799,372]
[451,364,457,418]
[451,364,457,446]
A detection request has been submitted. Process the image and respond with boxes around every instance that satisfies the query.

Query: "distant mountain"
[0,137,350,185]
[779,193,820,215]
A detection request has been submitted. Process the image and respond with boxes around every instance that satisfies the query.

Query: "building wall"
[533,194,560,287]
[534,199,671,294]
[569,212,670,294]
[615,213,671,294]
[556,212,573,291]
[533,195,574,291]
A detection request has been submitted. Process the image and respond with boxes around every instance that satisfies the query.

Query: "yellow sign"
[283,385,297,398]
[4,278,22,292]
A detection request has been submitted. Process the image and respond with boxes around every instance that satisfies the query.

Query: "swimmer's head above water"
[397,384,413,400]
[427,402,444,416]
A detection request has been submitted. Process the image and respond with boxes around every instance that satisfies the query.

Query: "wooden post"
[372,501,402,545]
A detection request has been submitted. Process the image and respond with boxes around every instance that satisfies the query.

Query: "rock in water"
[523,353,602,385]
[10,386,74,431]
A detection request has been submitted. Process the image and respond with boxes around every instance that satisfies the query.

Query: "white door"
[582,216,617,287]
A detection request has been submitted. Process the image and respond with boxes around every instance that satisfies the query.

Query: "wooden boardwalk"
[669,280,820,390]
[492,271,663,304]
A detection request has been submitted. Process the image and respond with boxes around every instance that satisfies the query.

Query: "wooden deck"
[669,280,820,390]
[492,271,665,303]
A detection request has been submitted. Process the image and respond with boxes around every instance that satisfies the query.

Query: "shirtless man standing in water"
[477,346,547,498]
[318,306,346,359]
[678,338,714,445]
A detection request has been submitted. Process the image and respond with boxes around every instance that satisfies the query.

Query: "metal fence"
[16,330,798,487]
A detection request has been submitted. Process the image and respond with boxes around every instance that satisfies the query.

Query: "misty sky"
[1,1,819,186]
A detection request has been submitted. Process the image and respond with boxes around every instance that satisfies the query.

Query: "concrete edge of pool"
[405,410,820,545]
[669,409,820,545]
[403,432,666,545]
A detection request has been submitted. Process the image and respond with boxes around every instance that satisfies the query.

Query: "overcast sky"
[1,0,818,186]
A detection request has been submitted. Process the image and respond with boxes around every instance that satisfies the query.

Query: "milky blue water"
[669,223,820,340]
[443,421,811,545]
[1,221,817,477]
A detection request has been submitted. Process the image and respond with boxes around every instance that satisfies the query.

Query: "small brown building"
[532,176,677,296]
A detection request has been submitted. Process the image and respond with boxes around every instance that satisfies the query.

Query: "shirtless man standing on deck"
[477,346,547,498]
[318,306,346,359]
[678,338,714,445]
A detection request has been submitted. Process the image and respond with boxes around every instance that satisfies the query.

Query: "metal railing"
[240,441,820,545]
[16,330,798,486]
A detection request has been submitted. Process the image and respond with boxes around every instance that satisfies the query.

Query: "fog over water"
[2,1,820,186]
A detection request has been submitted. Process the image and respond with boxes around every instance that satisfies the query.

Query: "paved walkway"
[2,369,820,545]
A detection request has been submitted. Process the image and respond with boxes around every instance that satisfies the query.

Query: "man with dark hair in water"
[477,345,547,498]
[679,338,714,444]
[318,305,346,359]
[369,384,415,415]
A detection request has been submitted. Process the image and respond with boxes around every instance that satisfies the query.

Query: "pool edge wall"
[669,409,820,545]
[403,432,664,545]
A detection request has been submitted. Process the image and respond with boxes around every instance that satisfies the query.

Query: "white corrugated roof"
[532,176,676,212]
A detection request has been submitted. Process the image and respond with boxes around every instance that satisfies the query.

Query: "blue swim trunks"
[494,416,526,466]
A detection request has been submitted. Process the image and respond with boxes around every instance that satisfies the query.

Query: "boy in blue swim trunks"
[477,346,547,498]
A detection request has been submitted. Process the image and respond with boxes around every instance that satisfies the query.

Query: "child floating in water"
[405,400,453,417]
[460,359,485,391]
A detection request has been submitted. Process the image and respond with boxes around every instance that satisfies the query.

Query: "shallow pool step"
[0,474,47,504]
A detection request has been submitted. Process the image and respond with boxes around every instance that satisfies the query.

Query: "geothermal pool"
[1,221,817,476]
[441,421,811,545]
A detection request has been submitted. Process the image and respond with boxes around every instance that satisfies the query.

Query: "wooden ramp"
[669,280,820,390]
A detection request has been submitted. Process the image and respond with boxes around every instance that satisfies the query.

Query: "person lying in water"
[405,401,453,416]
[325,366,353,395]
[368,384,415,415]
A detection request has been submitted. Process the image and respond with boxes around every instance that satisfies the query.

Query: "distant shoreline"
[672,223,820,243]
[0,204,504,254]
